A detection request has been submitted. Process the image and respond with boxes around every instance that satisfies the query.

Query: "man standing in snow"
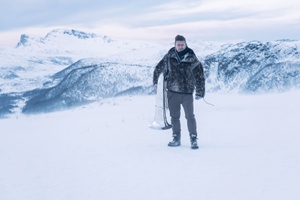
[153,35,205,149]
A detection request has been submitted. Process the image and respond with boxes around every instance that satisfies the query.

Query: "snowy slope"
[22,60,154,114]
[1,92,300,200]
[204,40,300,93]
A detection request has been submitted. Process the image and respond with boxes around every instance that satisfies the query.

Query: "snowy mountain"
[17,29,98,48]
[22,59,154,114]
[203,40,300,93]
[1,29,300,117]
[0,29,174,94]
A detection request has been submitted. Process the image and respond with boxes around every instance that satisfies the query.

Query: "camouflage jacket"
[153,47,205,97]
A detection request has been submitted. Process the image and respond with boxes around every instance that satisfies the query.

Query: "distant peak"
[275,39,297,42]
[45,29,97,39]
[16,34,43,47]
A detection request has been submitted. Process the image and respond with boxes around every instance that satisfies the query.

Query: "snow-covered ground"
[1,91,300,200]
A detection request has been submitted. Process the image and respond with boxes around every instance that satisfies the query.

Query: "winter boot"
[190,134,199,149]
[168,134,181,147]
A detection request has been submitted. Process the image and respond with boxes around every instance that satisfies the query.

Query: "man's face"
[175,41,186,52]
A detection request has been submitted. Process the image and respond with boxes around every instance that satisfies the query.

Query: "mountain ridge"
[1,28,300,117]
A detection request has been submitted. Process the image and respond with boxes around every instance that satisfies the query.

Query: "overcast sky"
[0,0,300,46]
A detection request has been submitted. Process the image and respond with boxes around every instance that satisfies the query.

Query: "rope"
[203,97,215,107]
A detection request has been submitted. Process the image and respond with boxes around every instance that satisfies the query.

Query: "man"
[153,35,205,149]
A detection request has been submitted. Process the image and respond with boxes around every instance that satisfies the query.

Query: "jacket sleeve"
[192,58,206,97]
[153,54,167,85]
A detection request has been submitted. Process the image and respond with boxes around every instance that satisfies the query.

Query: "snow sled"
[149,73,172,130]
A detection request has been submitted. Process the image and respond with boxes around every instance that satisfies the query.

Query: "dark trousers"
[167,91,197,138]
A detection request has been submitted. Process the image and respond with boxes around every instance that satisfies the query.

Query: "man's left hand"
[195,95,202,100]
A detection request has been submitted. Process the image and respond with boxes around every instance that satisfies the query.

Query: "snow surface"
[1,91,300,200]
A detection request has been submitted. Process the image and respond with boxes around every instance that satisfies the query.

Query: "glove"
[195,95,202,100]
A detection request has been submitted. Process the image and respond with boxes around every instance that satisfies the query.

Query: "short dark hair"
[175,35,186,42]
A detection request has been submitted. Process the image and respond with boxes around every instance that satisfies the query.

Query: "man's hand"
[195,95,202,100]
